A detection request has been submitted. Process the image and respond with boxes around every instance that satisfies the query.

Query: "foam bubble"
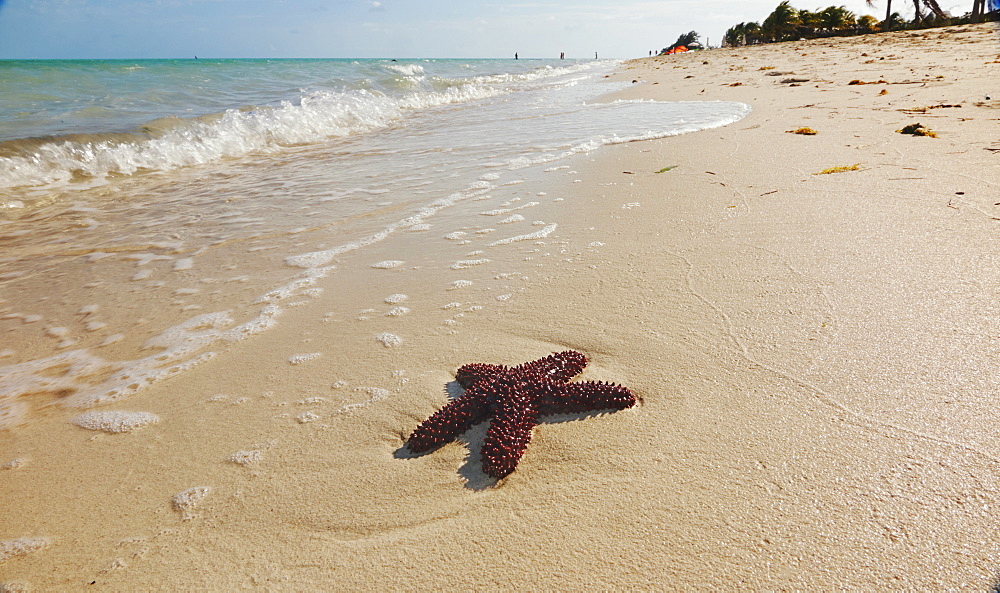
[384,294,408,303]
[173,486,211,520]
[500,214,524,224]
[489,223,557,246]
[450,259,489,270]
[385,307,409,317]
[228,450,263,466]
[335,387,390,414]
[0,537,50,563]
[1,458,27,470]
[71,411,160,433]
[285,251,335,269]
[481,202,538,216]
[296,411,319,423]
[375,332,402,347]
[371,260,403,269]
[449,280,473,290]
[444,231,467,240]
[288,353,321,365]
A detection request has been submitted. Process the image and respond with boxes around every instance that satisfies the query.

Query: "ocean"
[0,57,750,429]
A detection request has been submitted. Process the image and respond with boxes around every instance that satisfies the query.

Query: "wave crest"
[0,83,507,193]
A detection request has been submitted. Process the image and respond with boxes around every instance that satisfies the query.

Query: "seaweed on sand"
[897,123,938,138]
[814,163,861,175]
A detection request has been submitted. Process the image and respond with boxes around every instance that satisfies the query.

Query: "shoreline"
[3,22,1000,589]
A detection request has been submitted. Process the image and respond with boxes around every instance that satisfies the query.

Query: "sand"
[2,22,1000,590]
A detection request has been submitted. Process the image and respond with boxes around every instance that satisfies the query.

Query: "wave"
[382,63,425,77]
[0,60,627,198]
[0,82,508,194]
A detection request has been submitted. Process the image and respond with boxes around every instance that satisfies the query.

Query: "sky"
[0,0,972,60]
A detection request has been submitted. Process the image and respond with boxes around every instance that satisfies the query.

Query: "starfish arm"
[481,390,541,479]
[408,388,491,453]
[514,350,588,383]
[455,362,508,388]
[537,381,636,416]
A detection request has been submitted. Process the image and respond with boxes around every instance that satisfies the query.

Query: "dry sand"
[2,22,1000,590]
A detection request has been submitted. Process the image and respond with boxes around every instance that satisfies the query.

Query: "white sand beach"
[2,22,1000,590]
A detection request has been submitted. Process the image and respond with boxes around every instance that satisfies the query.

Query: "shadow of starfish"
[405,351,636,482]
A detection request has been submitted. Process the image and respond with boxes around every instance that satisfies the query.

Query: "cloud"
[369,1,383,10]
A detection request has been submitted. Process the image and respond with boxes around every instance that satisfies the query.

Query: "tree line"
[722,0,998,47]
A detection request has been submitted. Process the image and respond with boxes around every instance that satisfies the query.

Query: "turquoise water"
[0,58,566,141]
[0,58,748,195]
[0,57,750,428]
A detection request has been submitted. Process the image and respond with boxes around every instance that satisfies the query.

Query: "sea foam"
[72,411,160,433]
[0,537,51,563]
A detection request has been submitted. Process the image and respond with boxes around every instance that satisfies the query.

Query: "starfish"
[408,351,636,479]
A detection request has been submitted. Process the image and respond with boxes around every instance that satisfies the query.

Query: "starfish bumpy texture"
[408,351,636,479]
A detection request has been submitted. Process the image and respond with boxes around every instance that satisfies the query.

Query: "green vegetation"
[722,0,997,47]
[660,31,703,54]
[654,165,679,173]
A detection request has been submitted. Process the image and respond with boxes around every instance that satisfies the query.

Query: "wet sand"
[3,22,1000,590]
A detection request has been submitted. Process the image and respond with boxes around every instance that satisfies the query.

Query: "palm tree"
[724,23,747,46]
[819,6,857,31]
[921,0,947,18]
[971,0,984,19]
[761,1,802,42]
[857,14,881,31]
[866,0,893,24]
[867,0,945,26]
[798,9,822,36]
[669,30,701,51]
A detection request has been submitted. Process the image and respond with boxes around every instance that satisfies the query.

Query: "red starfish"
[408,351,636,479]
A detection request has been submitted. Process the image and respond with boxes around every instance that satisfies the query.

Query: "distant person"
[649,50,652,56]
[560,52,564,59]
[515,52,518,59]
[595,52,598,59]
